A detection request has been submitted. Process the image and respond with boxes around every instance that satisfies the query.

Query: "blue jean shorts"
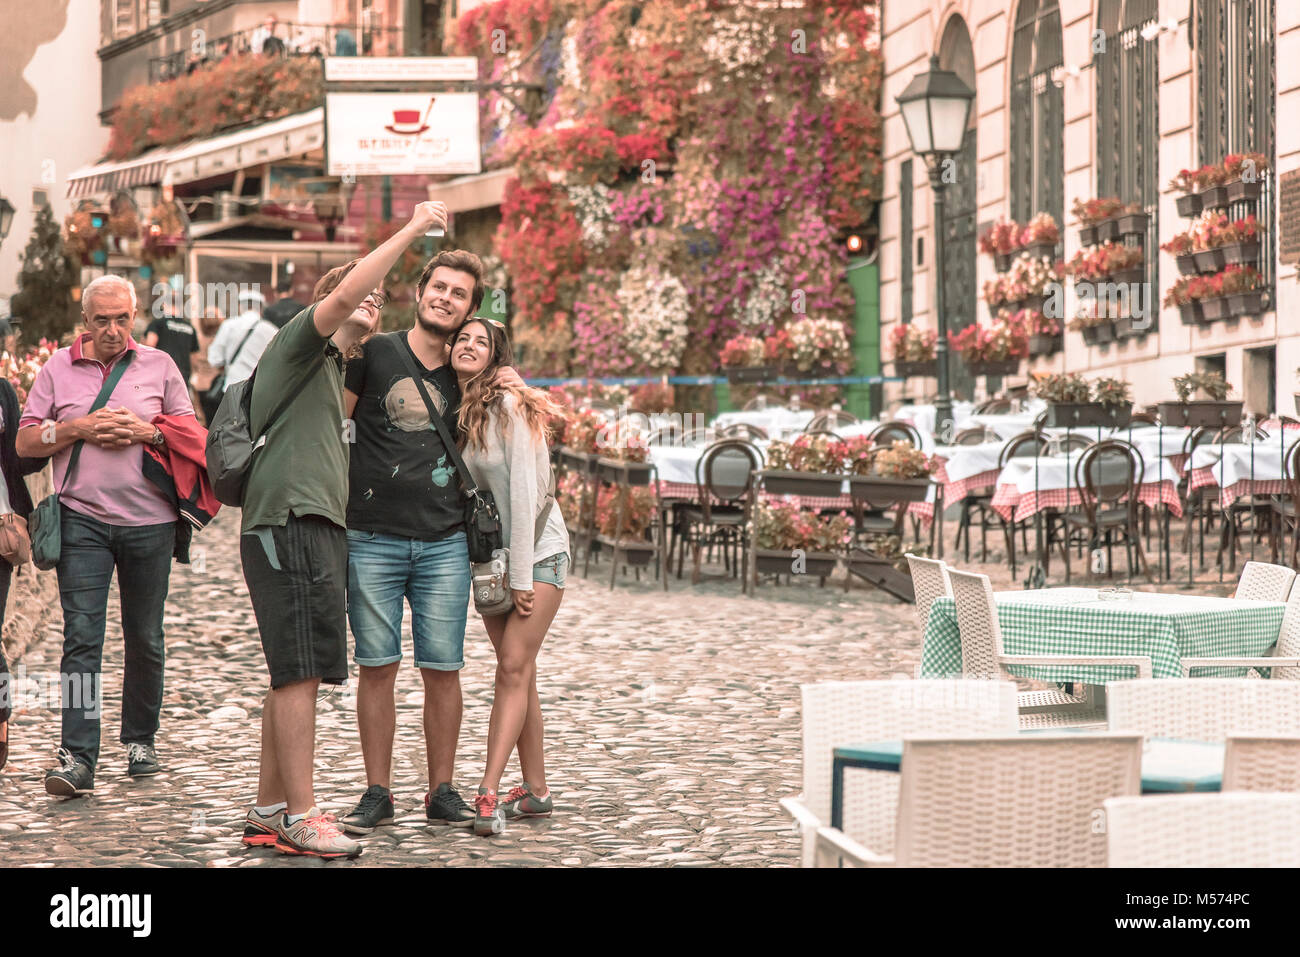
[346,529,471,670]
[532,552,569,589]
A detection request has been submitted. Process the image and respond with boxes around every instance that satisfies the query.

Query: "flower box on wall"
[994,251,1016,272]
[1175,193,1202,217]
[1116,212,1148,238]
[1199,296,1230,321]
[1199,185,1230,209]
[1157,401,1244,429]
[754,548,839,578]
[1024,240,1057,259]
[966,358,1021,377]
[1192,248,1226,273]
[1226,290,1266,316]
[725,365,778,384]
[1081,322,1115,345]
[558,447,598,473]
[1225,180,1262,204]
[1111,315,1142,339]
[1221,240,1261,266]
[1043,401,1133,429]
[1109,266,1144,285]
[596,457,655,487]
[1029,333,1063,356]
[1175,253,1198,275]
[895,359,938,378]
[849,475,931,503]
[1178,302,1204,325]
[1078,224,1099,246]
[1096,218,1120,242]
[759,469,845,497]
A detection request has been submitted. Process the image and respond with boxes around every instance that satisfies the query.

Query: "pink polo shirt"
[20,334,194,526]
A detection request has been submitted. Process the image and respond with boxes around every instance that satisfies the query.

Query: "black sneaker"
[424,782,474,827]
[126,743,161,777]
[45,747,94,797]
[340,785,395,835]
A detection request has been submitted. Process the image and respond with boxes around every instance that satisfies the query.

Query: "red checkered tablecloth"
[990,479,1183,523]
[908,463,1001,523]
[1187,468,1286,509]
[657,481,853,512]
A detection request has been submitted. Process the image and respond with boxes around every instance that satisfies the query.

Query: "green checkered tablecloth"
[920,588,1287,682]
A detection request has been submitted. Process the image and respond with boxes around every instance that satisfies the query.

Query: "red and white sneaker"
[274,807,362,859]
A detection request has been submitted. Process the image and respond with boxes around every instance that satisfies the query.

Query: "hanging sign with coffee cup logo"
[326,92,481,176]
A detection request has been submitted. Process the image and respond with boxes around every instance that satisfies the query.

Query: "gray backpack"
[204,366,309,506]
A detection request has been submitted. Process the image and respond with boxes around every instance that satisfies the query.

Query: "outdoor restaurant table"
[1188,437,1299,508]
[711,407,815,436]
[920,587,1286,682]
[648,442,854,511]
[829,736,1225,828]
[989,451,1183,523]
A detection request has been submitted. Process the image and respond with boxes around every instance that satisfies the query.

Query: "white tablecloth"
[932,440,1006,482]
[1189,439,1298,487]
[996,452,1181,495]
[711,408,814,435]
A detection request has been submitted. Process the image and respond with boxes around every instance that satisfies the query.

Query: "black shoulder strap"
[391,334,476,494]
[62,349,136,492]
[228,319,264,369]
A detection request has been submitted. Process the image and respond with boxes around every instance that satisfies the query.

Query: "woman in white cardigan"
[450,317,570,837]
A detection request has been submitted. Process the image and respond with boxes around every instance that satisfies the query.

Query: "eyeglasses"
[364,290,388,309]
[87,316,133,330]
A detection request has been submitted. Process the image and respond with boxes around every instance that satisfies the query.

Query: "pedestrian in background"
[191,308,225,424]
[206,289,275,393]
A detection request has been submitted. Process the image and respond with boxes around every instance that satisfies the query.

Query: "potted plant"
[850,440,934,503]
[760,433,848,496]
[1163,276,1204,325]
[1002,253,1063,312]
[1160,232,1198,276]
[1019,212,1060,259]
[1072,196,1124,245]
[1169,169,1203,218]
[594,484,658,565]
[950,313,1028,377]
[1021,309,1063,356]
[720,333,772,383]
[1092,377,1134,427]
[1036,373,1097,427]
[1197,163,1232,210]
[596,430,655,485]
[1219,215,1261,266]
[752,500,847,578]
[1158,372,1243,428]
[1071,307,1115,346]
[558,407,606,472]
[1222,152,1269,204]
[1115,202,1148,239]
[979,218,1023,272]
[889,324,938,378]
[1220,263,1265,317]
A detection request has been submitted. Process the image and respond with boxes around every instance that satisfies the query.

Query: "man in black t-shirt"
[339,249,522,836]
[144,312,201,383]
[263,273,307,329]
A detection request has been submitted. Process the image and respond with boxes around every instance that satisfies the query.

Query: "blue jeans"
[55,506,175,771]
[346,529,470,670]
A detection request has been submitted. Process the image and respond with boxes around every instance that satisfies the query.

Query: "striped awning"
[66,147,174,198]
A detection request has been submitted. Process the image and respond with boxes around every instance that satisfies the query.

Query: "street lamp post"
[895,55,975,443]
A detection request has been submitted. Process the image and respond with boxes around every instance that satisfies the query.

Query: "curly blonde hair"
[452,318,562,451]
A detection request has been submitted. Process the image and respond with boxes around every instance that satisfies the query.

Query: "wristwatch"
[150,428,165,447]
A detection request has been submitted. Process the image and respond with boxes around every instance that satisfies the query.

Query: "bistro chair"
[947,568,1150,727]
[1183,576,1300,679]
[1180,426,1222,568]
[1233,561,1296,602]
[806,408,858,433]
[1206,426,1272,572]
[1127,411,1159,428]
[1106,678,1300,740]
[718,422,768,443]
[905,553,949,639]
[1269,440,1300,567]
[973,397,1014,414]
[780,680,1018,868]
[848,447,910,550]
[674,439,762,586]
[1059,439,1150,583]
[816,734,1142,867]
[951,427,988,446]
[995,429,1049,578]
[741,394,778,412]
[1104,793,1300,868]
[1223,736,1300,791]
[868,421,924,449]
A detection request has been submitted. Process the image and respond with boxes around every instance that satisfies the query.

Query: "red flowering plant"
[763,327,795,366]
[1066,242,1142,281]
[595,484,658,541]
[950,314,1029,363]
[557,406,608,454]
[840,435,875,476]
[1070,196,1124,225]
[753,499,852,552]
[872,440,935,480]
[1168,168,1206,195]
[630,381,675,414]
[1019,212,1060,247]
[1218,264,1262,294]
[889,324,937,362]
[1012,308,1060,337]
[1160,233,1195,256]
[1221,152,1270,183]
[982,275,1011,307]
[765,433,848,475]
[978,218,1023,256]
[1162,276,1194,308]
[720,333,767,368]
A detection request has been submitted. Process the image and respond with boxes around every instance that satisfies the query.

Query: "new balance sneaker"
[126,743,161,777]
[274,808,362,859]
[242,806,284,847]
[44,747,94,798]
[473,787,505,837]
[424,782,474,827]
[501,783,554,820]
[340,785,395,835]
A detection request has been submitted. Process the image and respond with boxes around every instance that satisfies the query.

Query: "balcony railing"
[148,22,404,84]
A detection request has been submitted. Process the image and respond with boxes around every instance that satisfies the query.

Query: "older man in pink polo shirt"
[17,275,195,797]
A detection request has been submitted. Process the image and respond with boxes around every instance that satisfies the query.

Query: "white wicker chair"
[1183,577,1300,679]
[816,734,1142,867]
[1107,678,1300,740]
[905,553,949,637]
[780,679,1018,868]
[1223,735,1300,791]
[1104,793,1300,867]
[947,568,1152,727]
[1234,561,1297,601]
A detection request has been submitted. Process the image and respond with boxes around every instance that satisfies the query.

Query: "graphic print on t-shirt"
[380,374,456,487]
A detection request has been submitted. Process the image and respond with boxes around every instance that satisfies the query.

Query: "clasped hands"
[79,407,154,450]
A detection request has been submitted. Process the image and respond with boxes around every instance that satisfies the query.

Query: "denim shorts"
[346,529,471,670]
[532,552,569,589]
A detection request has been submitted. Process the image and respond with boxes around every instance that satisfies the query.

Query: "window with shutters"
[1009,0,1064,232]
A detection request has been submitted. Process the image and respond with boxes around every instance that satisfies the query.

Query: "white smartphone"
[426,227,445,237]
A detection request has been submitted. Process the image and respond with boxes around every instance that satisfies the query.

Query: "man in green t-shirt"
[238,201,448,860]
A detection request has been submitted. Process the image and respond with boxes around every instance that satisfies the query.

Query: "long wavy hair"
[452,318,562,451]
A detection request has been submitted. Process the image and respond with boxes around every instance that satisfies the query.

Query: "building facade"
[881,0,1295,415]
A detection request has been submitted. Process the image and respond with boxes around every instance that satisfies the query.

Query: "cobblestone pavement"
[0,508,924,868]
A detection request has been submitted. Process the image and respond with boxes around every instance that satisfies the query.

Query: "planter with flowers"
[979,218,1023,272]
[1221,152,1269,204]
[1158,372,1242,429]
[1036,374,1132,429]
[596,429,655,486]
[992,253,1064,313]
[594,484,658,566]
[760,434,848,497]
[752,500,849,578]
[888,324,938,378]
[850,440,935,503]
[951,313,1028,377]
[1160,232,1198,276]
[1115,202,1149,239]
[1169,168,1205,217]
[1019,212,1060,260]
[720,333,778,383]
[557,406,607,473]
[1072,196,1125,246]
[784,317,853,379]
[1067,241,1144,286]
[1163,277,1203,325]
[1021,309,1063,356]
[1071,308,1116,345]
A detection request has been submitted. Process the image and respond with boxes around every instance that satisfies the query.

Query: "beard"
[416,300,462,334]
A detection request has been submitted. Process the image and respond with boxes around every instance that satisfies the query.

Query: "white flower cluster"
[558,25,582,90]
[617,265,690,371]
[702,17,774,73]
[787,317,852,371]
[734,262,786,331]
[567,183,615,249]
